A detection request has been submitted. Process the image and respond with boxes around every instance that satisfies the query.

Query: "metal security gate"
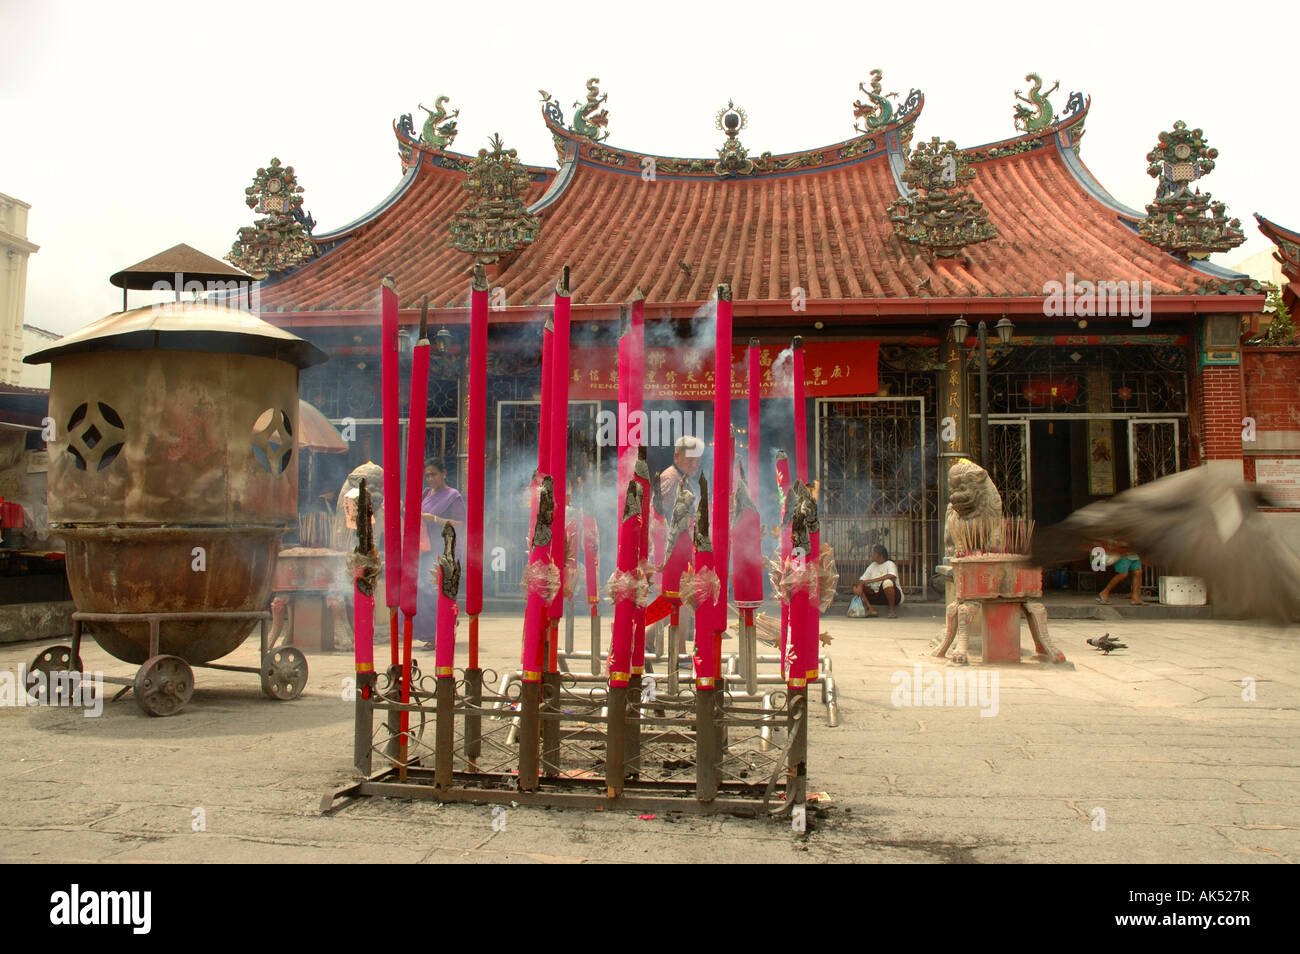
[987,419,1031,517]
[1128,418,1180,486]
[815,396,930,595]
[493,400,602,598]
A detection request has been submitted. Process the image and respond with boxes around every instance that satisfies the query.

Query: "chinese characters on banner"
[567,341,879,401]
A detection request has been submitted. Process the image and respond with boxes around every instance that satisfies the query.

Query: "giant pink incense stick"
[547,268,572,632]
[615,307,631,522]
[631,448,650,672]
[381,277,402,668]
[791,339,817,688]
[691,474,716,681]
[790,337,811,684]
[747,338,760,504]
[735,337,763,608]
[397,301,430,769]
[521,318,555,681]
[792,337,809,484]
[700,284,733,688]
[400,301,431,619]
[806,495,822,686]
[522,475,556,681]
[608,477,643,689]
[467,264,489,667]
[538,319,554,482]
[787,484,812,691]
[775,451,792,678]
[628,290,649,674]
[737,337,764,643]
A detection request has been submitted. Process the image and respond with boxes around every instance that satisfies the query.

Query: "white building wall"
[20,325,58,389]
[0,194,40,387]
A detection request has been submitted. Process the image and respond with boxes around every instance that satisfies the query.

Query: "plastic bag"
[847,595,867,618]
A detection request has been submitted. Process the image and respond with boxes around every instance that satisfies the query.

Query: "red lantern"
[1021,375,1079,406]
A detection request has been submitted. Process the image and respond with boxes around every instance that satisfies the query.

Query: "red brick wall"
[1241,348,1300,485]
[1242,349,1300,429]
[1189,363,1243,476]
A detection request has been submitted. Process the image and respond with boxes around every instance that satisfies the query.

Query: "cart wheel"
[261,647,308,700]
[134,655,194,717]
[28,645,85,705]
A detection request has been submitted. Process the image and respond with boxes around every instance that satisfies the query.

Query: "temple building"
[245,76,1270,597]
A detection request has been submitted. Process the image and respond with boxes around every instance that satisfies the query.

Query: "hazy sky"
[3,0,1295,335]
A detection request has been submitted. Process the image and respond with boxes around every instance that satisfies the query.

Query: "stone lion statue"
[943,458,1003,558]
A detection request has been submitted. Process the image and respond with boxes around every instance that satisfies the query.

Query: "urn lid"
[24,301,326,370]
[108,243,250,291]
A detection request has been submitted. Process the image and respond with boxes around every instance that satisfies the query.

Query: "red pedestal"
[981,602,1023,663]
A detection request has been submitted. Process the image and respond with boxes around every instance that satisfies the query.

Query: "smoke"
[306,290,934,614]
[769,345,794,398]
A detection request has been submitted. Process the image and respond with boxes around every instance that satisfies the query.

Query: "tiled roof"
[260,153,554,312]
[258,94,1256,318]
[1256,214,1300,309]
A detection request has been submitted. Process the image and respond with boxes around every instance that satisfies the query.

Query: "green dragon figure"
[571,78,609,142]
[1013,73,1059,134]
[419,96,460,151]
[853,69,897,133]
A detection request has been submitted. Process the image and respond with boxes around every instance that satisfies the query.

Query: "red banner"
[568,341,878,401]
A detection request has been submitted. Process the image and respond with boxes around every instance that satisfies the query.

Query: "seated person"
[1097,541,1146,606]
[853,544,904,618]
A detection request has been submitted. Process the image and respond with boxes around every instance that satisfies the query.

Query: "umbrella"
[298,399,347,453]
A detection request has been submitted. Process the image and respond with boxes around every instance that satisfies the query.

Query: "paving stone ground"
[0,612,1295,863]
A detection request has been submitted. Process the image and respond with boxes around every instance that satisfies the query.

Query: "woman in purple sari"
[416,460,466,648]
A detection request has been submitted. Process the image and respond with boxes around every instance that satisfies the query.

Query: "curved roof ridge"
[394,120,556,177]
[962,93,1090,157]
[310,151,424,243]
[886,125,914,198]
[1257,213,1300,246]
[1054,133,1145,220]
[540,89,923,179]
[528,138,579,214]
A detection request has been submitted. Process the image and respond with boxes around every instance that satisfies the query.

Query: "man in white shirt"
[657,435,704,516]
[853,544,904,618]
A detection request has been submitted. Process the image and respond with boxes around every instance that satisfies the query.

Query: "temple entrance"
[987,413,1183,523]
[816,396,935,595]
[987,419,1030,517]
[1128,418,1181,485]
[1028,419,1081,526]
[976,342,1190,527]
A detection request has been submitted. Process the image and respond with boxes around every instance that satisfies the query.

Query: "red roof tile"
[258,97,1256,318]
[260,153,554,313]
